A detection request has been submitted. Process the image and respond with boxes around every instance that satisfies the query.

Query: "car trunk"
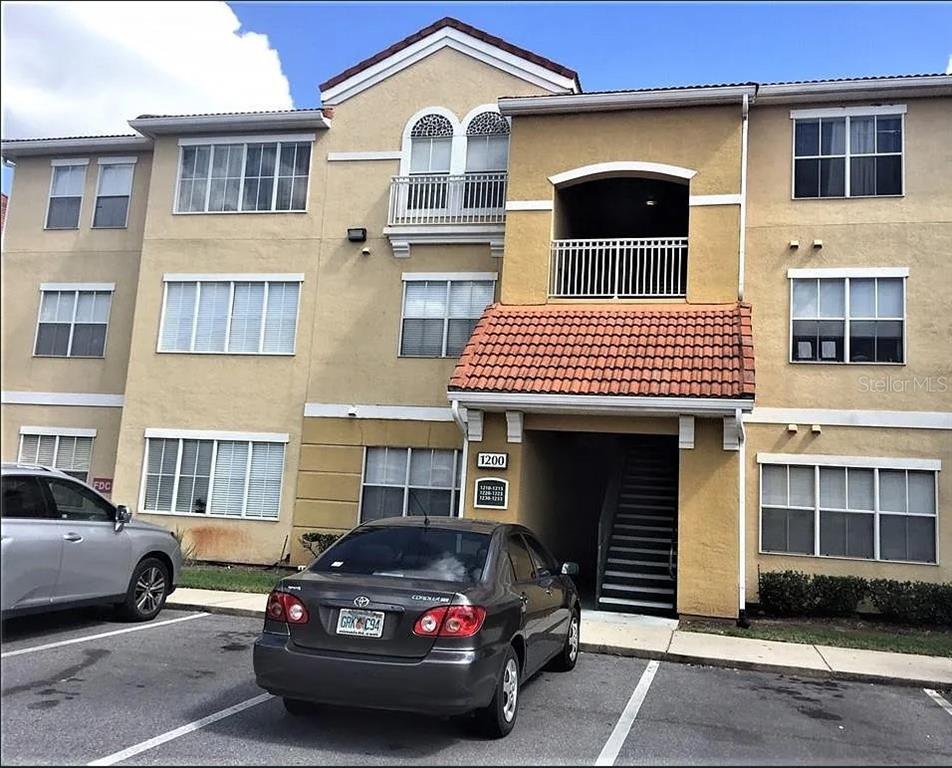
[284,572,467,659]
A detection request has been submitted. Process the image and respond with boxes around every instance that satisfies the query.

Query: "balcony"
[385,173,507,258]
[549,237,688,299]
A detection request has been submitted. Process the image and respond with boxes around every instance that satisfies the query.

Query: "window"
[507,534,535,582]
[359,447,462,523]
[159,277,300,354]
[759,457,938,564]
[793,110,903,198]
[46,162,87,229]
[408,114,453,210]
[1,476,51,519]
[523,534,557,578]
[93,161,135,227]
[464,111,509,210]
[791,274,904,363]
[141,435,285,519]
[400,275,495,357]
[18,432,94,482]
[45,477,113,522]
[34,287,113,358]
[175,139,311,213]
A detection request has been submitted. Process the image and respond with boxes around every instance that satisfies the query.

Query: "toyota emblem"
[354,595,370,608]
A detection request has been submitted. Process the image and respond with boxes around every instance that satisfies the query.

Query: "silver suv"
[1,463,182,621]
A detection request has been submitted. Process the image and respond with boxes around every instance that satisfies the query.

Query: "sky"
[2,1,951,193]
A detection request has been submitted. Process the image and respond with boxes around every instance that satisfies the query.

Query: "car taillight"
[266,591,309,624]
[412,605,486,638]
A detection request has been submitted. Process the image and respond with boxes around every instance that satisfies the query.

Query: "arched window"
[464,111,509,210]
[409,114,453,175]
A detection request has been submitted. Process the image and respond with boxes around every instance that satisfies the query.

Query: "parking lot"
[1,608,950,766]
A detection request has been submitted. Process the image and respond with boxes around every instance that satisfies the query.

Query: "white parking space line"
[595,659,660,766]
[924,688,952,717]
[87,693,274,766]
[1,613,209,659]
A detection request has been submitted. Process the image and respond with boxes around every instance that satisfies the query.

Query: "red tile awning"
[449,303,755,399]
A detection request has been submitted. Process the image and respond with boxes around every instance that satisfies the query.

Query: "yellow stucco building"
[3,18,950,619]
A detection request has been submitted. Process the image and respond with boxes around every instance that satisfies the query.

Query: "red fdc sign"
[92,477,113,494]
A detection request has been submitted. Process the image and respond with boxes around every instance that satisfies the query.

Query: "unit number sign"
[476,452,508,470]
[474,477,509,509]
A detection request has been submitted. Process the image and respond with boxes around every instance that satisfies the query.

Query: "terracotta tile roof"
[133,108,323,119]
[319,16,579,92]
[1,133,141,142]
[449,303,755,399]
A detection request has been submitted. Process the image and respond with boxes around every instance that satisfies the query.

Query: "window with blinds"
[159,279,300,355]
[142,436,284,519]
[400,277,494,358]
[35,289,113,358]
[760,460,937,564]
[360,447,462,523]
[18,433,94,482]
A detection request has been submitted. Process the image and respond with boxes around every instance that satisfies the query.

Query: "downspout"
[451,399,469,518]
[738,92,750,302]
[736,407,749,628]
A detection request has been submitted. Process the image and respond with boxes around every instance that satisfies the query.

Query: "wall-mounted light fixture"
[787,423,799,434]
[789,239,800,249]
[347,227,367,242]
[812,239,823,249]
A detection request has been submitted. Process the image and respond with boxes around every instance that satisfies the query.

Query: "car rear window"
[311,526,491,583]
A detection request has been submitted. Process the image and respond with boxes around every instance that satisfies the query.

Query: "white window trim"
[156,278,302,356]
[163,273,304,283]
[357,446,462,524]
[398,274,497,359]
[34,286,114,359]
[399,107,464,176]
[45,162,87,230]
[790,108,905,199]
[788,273,907,365]
[91,161,134,229]
[172,138,313,215]
[17,431,95,481]
[137,433,286,521]
[758,456,940,565]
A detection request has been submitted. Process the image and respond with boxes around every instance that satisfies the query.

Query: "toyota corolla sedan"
[253,517,580,737]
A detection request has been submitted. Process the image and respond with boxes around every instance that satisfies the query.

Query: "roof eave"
[0,135,153,161]
[499,85,757,115]
[755,75,952,104]
[128,111,331,137]
[447,390,755,417]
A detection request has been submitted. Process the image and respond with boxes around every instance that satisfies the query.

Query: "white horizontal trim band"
[41,282,115,292]
[144,428,290,443]
[505,200,553,211]
[449,391,754,416]
[20,426,97,438]
[327,151,401,161]
[689,193,742,206]
[97,156,138,165]
[757,452,941,471]
[163,273,304,283]
[787,267,909,279]
[50,158,89,167]
[789,104,907,119]
[549,161,696,186]
[401,272,497,282]
[303,403,455,422]
[177,133,315,147]
[745,408,951,430]
[2,391,125,407]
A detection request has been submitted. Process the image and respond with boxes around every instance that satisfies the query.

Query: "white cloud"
[946,54,951,75]
[1,1,293,139]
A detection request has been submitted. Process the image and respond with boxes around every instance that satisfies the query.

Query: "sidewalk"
[168,588,952,688]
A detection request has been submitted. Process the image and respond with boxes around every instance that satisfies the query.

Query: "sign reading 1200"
[476,452,508,469]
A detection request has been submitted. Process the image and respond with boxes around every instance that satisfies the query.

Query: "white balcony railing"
[549,237,688,298]
[388,172,507,226]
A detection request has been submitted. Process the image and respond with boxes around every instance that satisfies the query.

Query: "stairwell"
[597,441,678,615]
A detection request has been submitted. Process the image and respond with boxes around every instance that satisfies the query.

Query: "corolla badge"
[353,595,371,608]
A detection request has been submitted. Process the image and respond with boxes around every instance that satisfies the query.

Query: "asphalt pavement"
[2,608,950,766]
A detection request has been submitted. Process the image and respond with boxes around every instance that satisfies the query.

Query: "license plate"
[336,608,385,638]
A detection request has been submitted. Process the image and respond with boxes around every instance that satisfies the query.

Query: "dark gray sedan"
[253,517,580,737]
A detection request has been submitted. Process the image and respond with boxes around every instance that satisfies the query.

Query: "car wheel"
[474,645,520,738]
[118,557,169,622]
[546,609,580,672]
[283,697,313,716]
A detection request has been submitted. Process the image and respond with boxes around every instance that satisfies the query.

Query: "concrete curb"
[171,600,948,689]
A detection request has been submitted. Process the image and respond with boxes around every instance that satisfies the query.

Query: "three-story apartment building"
[3,17,949,620]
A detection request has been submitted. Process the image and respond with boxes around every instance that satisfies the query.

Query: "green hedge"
[758,570,952,625]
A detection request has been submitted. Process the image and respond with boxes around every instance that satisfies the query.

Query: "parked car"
[254,516,580,737]
[1,463,181,621]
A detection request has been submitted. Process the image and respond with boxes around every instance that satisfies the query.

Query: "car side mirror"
[561,562,579,576]
[115,505,132,530]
